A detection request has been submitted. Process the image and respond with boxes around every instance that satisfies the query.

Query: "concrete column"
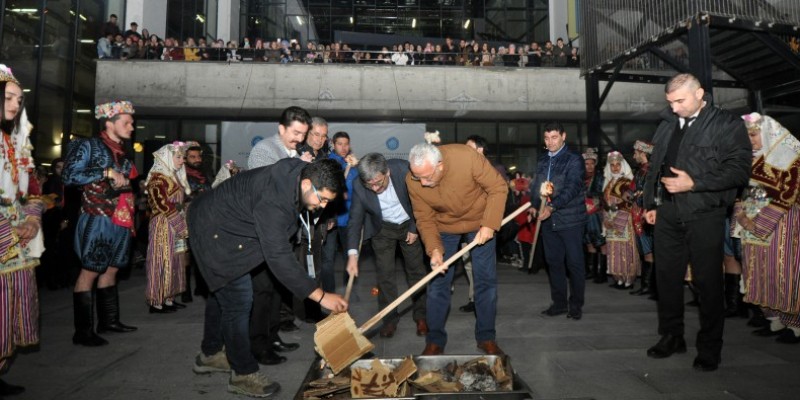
[126,0,167,38]
[217,0,239,42]
[549,0,568,42]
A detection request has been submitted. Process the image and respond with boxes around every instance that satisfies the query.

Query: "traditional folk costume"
[0,65,44,394]
[145,143,190,312]
[737,113,800,343]
[582,148,606,283]
[630,140,656,296]
[602,151,640,288]
[62,101,138,345]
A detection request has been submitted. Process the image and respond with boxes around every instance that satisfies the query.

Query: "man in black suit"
[188,158,347,397]
[346,153,428,338]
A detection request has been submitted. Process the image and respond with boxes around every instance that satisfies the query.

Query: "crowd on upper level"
[97,15,580,67]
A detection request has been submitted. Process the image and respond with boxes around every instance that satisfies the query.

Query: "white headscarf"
[742,112,800,170]
[145,142,190,195]
[603,151,633,184]
[212,160,241,188]
[0,108,34,203]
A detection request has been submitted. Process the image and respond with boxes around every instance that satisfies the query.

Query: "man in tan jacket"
[406,142,508,355]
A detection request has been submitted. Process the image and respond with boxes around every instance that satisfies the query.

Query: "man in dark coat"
[188,158,347,398]
[531,122,588,320]
[345,153,428,339]
[643,73,751,372]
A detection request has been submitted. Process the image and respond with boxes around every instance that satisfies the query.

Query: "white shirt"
[377,178,410,225]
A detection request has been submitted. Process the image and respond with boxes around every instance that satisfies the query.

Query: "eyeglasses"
[410,165,440,182]
[362,174,388,189]
[308,130,328,140]
[311,184,335,205]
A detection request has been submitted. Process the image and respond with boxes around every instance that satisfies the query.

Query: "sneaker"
[228,371,281,398]
[193,350,231,374]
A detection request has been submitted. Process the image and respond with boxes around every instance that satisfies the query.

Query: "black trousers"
[654,201,726,361]
[249,264,281,354]
[371,221,427,323]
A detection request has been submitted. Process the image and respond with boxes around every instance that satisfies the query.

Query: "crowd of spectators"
[98,16,580,67]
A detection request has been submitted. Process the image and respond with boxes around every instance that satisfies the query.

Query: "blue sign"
[251,136,264,147]
[386,137,399,151]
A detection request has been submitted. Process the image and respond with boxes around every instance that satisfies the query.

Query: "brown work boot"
[415,319,428,337]
[379,321,397,338]
[421,343,444,355]
[477,340,505,355]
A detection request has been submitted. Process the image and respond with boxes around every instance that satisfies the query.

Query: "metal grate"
[580,0,800,75]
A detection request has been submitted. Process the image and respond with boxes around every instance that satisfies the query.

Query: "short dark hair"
[543,122,565,134]
[465,135,488,151]
[332,131,350,143]
[357,153,389,182]
[97,114,122,130]
[187,144,203,154]
[131,22,138,26]
[110,14,117,19]
[301,158,344,195]
[279,106,312,128]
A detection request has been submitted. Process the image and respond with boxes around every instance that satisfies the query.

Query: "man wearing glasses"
[346,153,428,339]
[406,142,508,356]
[187,158,347,398]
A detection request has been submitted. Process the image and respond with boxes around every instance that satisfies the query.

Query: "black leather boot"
[631,261,652,295]
[593,254,607,284]
[97,285,138,333]
[73,291,109,346]
[585,252,597,280]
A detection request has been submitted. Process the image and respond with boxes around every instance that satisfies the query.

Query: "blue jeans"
[201,273,258,375]
[427,231,497,347]
[541,224,585,312]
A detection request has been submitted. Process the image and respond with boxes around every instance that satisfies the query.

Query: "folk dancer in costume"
[601,151,640,290]
[63,100,139,346]
[736,113,800,344]
[630,140,656,297]
[145,142,191,313]
[582,148,607,283]
[211,160,241,189]
[0,64,44,396]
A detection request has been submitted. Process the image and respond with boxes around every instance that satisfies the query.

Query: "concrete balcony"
[96,60,748,121]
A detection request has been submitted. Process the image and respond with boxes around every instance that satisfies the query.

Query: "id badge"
[306,254,316,278]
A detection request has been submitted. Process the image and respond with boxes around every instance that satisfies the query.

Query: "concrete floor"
[5,254,799,400]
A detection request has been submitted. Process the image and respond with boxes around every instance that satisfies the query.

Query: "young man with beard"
[188,158,347,398]
[63,101,139,346]
[183,142,212,301]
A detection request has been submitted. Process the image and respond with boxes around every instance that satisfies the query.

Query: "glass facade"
[241,0,550,46]
[167,0,215,41]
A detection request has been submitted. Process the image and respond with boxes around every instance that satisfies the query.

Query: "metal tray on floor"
[294,355,534,400]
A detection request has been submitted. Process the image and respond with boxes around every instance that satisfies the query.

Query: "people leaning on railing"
[97,34,582,68]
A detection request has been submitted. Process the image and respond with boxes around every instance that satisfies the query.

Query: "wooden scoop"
[314,202,532,374]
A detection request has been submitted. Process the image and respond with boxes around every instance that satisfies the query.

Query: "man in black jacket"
[188,158,347,398]
[345,153,428,339]
[643,73,751,372]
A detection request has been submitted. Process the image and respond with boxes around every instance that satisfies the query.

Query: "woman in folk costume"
[736,113,800,344]
[0,64,44,396]
[145,142,191,313]
[211,159,241,189]
[602,151,641,289]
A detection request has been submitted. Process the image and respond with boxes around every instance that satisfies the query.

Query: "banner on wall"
[220,122,427,169]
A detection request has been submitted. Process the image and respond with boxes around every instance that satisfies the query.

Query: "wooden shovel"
[526,196,547,271]
[314,202,532,374]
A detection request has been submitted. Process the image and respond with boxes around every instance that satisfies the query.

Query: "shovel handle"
[359,201,532,333]
[526,196,546,271]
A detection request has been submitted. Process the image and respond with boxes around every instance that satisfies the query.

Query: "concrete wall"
[126,0,167,39]
[95,61,749,121]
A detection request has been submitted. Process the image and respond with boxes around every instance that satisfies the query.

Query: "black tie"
[681,117,696,134]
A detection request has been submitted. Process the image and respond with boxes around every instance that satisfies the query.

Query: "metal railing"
[580,0,800,74]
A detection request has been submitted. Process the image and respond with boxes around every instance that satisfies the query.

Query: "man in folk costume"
[145,142,191,313]
[582,148,606,283]
[630,140,656,297]
[602,151,640,290]
[0,64,45,396]
[63,100,138,346]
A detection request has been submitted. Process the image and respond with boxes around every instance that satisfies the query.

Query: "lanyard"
[298,211,312,253]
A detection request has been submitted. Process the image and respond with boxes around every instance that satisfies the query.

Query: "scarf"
[100,130,126,164]
[0,108,33,204]
[186,165,206,184]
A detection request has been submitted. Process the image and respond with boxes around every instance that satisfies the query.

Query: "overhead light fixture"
[508,165,517,171]
[23,89,31,93]
[11,8,38,13]
[79,14,87,21]
[296,16,303,25]
[412,18,416,28]
[464,19,471,29]
[137,126,146,129]
[76,109,91,114]
[133,142,144,153]
[350,16,354,24]
[80,39,94,44]
[196,14,205,23]
[155,135,166,139]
